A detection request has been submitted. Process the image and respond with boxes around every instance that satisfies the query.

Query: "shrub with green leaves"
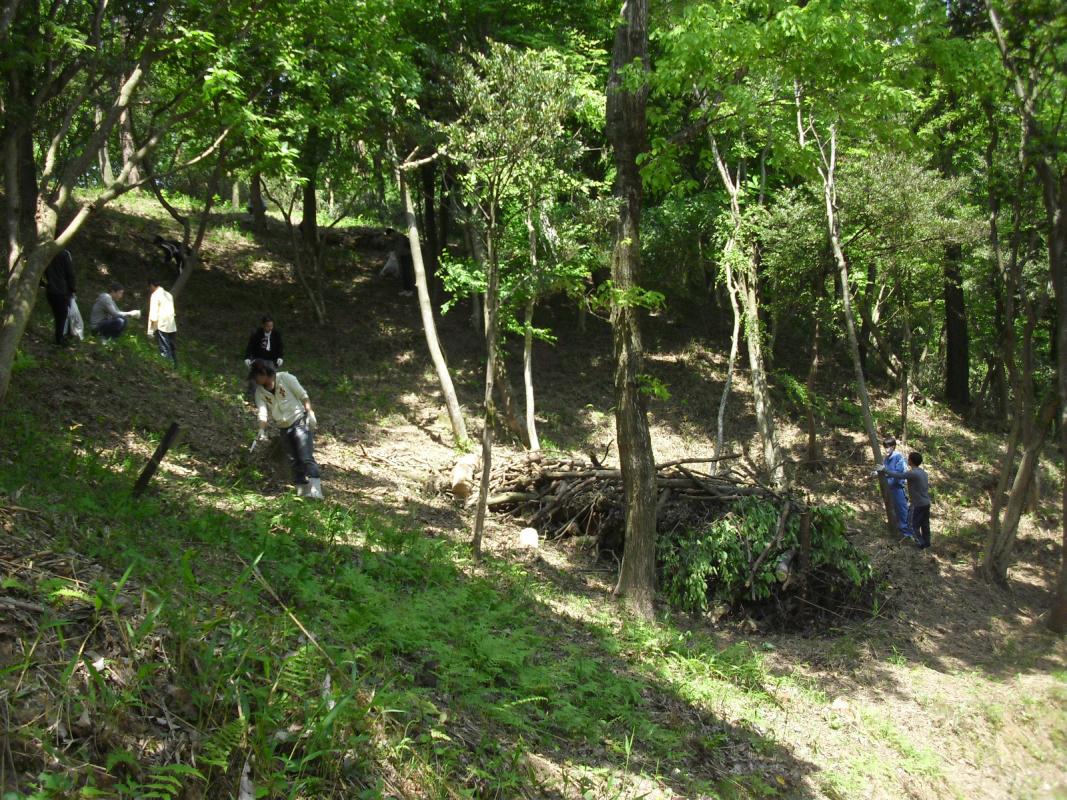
[658,498,872,615]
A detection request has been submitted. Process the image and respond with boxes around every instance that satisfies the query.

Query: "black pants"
[155,331,178,366]
[910,505,931,548]
[94,317,127,339]
[283,417,320,485]
[47,292,70,345]
[400,253,416,292]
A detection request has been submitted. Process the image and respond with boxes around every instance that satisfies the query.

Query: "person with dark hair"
[147,277,178,366]
[243,316,284,368]
[250,359,322,499]
[872,437,913,540]
[90,283,140,339]
[879,451,932,549]
[42,249,76,346]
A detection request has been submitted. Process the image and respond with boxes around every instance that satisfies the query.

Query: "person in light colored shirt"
[250,359,322,498]
[90,284,140,339]
[147,278,178,366]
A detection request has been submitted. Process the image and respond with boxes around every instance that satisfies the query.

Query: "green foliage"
[658,498,872,615]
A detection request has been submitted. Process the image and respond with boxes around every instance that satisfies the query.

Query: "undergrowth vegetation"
[1,381,785,798]
[658,499,873,620]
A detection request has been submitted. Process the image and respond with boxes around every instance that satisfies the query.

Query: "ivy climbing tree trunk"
[607,0,657,619]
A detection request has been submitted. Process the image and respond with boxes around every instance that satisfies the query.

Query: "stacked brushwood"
[485,451,784,551]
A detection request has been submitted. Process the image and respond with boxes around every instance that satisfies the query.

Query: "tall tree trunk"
[607,0,656,618]
[421,161,439,291]
[231,180,240,212]
[809,120,898,535]
[249,173,266,232]
[472,211,501,559]
[944,243,970,407]
[400,172,467,444]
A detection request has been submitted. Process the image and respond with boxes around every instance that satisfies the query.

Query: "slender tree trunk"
[4,127,21,277]
[607,0,656,618]
[231,180,240,212]
[400,172,467,443]
[900,310,912,447]
[944,243,970,407]
[421,161,439,290]
[472,212,501,559]
[805,314,822,467]
[714,244,742,471]
[119,109,142,187]
[94,108,114,186]
[523,297,539,451]
[814,124,898,534]
[738,258,784,488]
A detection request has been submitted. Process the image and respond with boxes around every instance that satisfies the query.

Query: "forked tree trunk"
[249,173,267,232]
[983,394,1058,584]
[607,0,656,618]
[119,108,142,187]
[400,172,467,444]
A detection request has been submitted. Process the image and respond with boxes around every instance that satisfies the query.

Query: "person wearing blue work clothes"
[876,437,913,539]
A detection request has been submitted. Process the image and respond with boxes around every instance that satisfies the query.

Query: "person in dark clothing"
[243,316,284,367]
[384,228,416,295]
[879,451,932,549]
[153,235,187,275]
[243,316,284,404]
[43,249,76,346]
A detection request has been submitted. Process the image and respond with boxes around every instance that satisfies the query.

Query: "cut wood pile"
[484,451,785,551]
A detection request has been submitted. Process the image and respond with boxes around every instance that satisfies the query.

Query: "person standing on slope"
[879,451,932,549]
[43,249,76,346]
[147,277,178,366]
[875,437,913,540]
[250,359,323,499]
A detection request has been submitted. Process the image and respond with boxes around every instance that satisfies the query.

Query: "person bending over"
[250,359,322,499]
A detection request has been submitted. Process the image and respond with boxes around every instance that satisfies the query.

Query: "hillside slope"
[1,198,1065,799]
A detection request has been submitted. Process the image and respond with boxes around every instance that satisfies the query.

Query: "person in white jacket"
[250,359,323,499]
[147,278,178,366]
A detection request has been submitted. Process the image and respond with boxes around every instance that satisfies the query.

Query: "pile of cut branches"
[486,451,781,551]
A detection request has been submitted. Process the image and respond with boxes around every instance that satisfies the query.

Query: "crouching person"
[90,284,141,339]
[250,359,323,499]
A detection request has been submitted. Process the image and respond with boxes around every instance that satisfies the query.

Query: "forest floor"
[1,196,1065,799]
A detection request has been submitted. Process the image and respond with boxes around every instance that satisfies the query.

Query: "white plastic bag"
[66,297,85,340]
[379,252,400,279]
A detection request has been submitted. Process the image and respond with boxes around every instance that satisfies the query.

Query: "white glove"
[306,410,317,430]
[257,429,269,442]
[245,358,253,368]
[870,470,879,478]
[276,358,283,366]
[127,310,142,319]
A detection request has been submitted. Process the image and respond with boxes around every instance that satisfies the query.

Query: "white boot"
[307,477,324,499]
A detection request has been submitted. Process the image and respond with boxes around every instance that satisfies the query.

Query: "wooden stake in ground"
[132,422,181,497]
